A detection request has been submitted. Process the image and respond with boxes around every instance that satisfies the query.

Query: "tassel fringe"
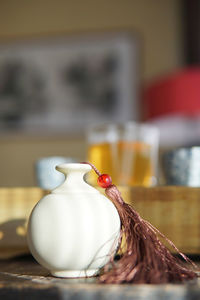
[83,162,199,284]
[99,185,198,284]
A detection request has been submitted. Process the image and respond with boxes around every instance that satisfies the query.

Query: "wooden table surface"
[0,255,200,300]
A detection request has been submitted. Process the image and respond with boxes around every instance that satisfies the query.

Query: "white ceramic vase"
[27,163,120,278]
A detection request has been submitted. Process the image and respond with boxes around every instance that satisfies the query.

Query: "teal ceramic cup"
[35,156,76,190]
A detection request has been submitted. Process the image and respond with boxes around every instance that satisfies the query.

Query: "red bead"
[97,174,112,188]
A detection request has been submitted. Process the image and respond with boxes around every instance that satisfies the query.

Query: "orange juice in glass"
[87,123,159,187]
[87,124,119,185]
[118,141,152,186]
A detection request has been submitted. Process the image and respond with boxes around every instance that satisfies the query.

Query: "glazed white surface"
[27,163,120,277]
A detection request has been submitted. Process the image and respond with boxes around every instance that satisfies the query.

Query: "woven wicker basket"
[120,186,200,254]
[0,186,199,258]
[0,188,47,258]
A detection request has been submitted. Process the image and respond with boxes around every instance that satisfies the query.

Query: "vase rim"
[56,163,92,173]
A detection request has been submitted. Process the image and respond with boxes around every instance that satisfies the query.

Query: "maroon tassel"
[83,162,199,284]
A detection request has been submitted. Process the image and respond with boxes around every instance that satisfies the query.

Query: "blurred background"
[0,0,199,187]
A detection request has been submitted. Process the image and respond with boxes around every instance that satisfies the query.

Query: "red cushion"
[143,68,200,120]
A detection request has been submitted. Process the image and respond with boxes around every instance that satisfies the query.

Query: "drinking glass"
[87,122,159,187]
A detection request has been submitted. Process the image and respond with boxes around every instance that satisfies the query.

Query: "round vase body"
[27,163,120,278]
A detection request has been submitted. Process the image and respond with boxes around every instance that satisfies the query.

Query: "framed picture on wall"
[0,32,139,136]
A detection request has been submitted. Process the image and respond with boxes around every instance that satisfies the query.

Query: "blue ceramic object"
[35,156,76,190]
[162,147,200,187]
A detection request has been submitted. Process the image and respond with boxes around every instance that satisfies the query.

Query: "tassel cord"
[82,162,199,284]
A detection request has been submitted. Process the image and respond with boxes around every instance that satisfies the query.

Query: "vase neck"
[52,163,97,194]
[56,163,91,176]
